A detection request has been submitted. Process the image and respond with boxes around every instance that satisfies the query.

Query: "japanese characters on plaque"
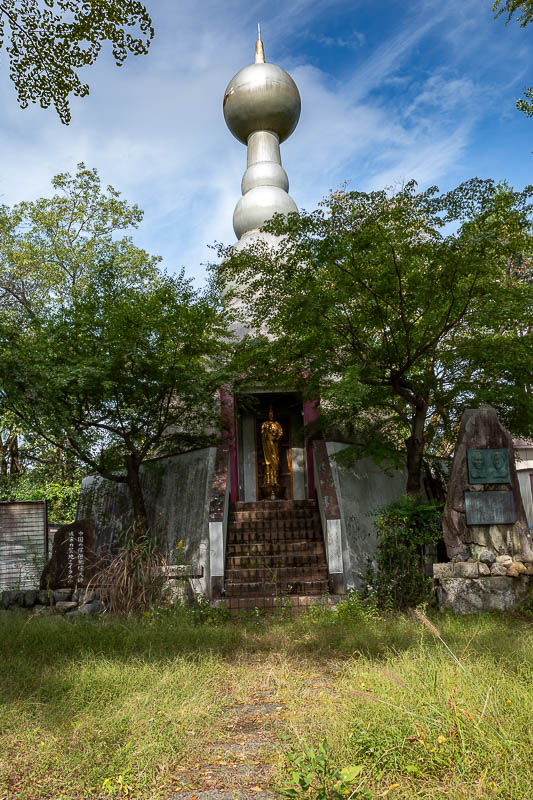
[67,528,86,585]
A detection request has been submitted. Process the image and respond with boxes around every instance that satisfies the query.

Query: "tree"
[218,179,533,495]
[493,1,533,116]
[0,166,231,538]
[0,0,153,123]
[0,162,148,321]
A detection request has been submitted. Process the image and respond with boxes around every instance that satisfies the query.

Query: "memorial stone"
[41,520,99,589]
[442,406,533,561]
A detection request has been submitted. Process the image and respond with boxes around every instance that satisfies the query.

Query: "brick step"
[228,518,320,532]
[227,528,322,544]
[224,578,328,597]
[227,553,325,569]
[220,594,330,612]
[226,565,328,583]
[232,500,316,512]
[226,540,325,557]
[228,511,320,525]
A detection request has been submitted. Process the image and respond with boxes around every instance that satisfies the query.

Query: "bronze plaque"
[464,491,516,525]
[467,449,510,484]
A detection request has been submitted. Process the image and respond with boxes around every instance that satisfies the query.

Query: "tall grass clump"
[90,529,168,615]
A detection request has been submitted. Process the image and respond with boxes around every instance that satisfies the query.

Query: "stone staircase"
[221,499,330,611]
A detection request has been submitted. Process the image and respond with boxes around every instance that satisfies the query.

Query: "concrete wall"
[326,442,407,589]
[78,448,217,596]
[515,447,533,526]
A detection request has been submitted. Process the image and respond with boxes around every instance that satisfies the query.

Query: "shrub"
[365,495,442,609]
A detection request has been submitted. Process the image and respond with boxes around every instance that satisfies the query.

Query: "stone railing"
[312,440,344,594]
[208,442,231,599]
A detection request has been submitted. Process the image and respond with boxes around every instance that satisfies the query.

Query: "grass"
[0,602,532,799]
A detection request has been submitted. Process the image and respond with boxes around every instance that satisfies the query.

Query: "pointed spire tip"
[255,22,265,63]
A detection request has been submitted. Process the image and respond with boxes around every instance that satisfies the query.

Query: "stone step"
[219,594,332,612]
[224,578,328,597]
[227,527,321,544]
[226,539,325,557]
[229,508,320,523]
[232,499,317,512]
[227,552,325,569]
[228,518,320,532]
[226,565,328,583]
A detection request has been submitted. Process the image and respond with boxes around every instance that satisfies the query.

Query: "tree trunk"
[0,435,7,478]
[65,438,75,485]
[124,453,149,541]
[405,396,429,495]
[8,435,21,475]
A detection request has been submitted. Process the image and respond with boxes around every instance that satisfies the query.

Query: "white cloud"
[0,0,531,284]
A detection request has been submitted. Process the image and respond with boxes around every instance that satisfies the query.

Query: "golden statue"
[261,406,283,491]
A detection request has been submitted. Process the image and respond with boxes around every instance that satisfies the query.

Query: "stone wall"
[515,442,533,525]
[1,587,104,616]
[326,443,408,589]
[78,448,217,596]
[1,565,203,615]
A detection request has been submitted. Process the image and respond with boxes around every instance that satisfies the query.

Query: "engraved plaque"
[464,491,516,525]
[467,449,510,484]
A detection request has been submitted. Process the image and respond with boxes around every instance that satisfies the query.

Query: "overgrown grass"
[0,604,532,799]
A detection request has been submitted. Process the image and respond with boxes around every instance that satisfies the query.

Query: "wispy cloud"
[0,0,531,283]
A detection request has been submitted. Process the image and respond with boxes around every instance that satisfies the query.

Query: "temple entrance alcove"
[235,392,307,502]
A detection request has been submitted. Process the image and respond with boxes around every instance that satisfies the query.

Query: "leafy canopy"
[0,0,153,123]
[218,178,533,494]
[493,1,533,116]
[0,165,231,535]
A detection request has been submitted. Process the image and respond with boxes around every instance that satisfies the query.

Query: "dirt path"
[170,694,284,800]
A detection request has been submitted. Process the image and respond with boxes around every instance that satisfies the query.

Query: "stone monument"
[435,407,533,612]
[40,519,99,589]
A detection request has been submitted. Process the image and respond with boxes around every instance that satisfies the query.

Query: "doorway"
[236,392,306,502]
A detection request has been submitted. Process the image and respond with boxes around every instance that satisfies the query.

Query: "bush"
[365,495,442,609]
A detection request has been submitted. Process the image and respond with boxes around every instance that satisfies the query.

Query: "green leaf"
[339,765,364,783]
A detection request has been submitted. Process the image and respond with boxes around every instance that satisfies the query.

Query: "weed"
[335,589,382,622]
[1,609,532,799]
[89,528,167,615]
[280,739,369,800]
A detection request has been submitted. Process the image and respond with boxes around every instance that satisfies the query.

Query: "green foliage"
[0,474,80,522]
[493,0,533,27]
[0,1,153,123]
[493,2,533,116]
[365,495,443,610]
[281,739,368,800]
[334,589,383,622]
[0,165,231,536]
[516,86,533,116]
[218,178,533,493]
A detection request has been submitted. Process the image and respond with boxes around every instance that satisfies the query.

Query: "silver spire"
[223,32,301,240]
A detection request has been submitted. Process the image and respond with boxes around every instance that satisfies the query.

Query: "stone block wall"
[434,555,532,613]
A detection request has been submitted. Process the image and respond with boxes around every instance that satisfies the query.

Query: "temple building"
[79,34,408,608]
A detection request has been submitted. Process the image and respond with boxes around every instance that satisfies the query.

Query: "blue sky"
[0,0,532,284]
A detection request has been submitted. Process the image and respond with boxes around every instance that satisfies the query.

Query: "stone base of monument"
[2,564,205,616]
[1,587,104,616]
[433,559,533,613]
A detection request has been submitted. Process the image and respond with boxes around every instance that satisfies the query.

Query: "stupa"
[223,25,300,240]
[79,32,410,607]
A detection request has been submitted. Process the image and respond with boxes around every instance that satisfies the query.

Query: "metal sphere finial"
[223,32,300,240]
